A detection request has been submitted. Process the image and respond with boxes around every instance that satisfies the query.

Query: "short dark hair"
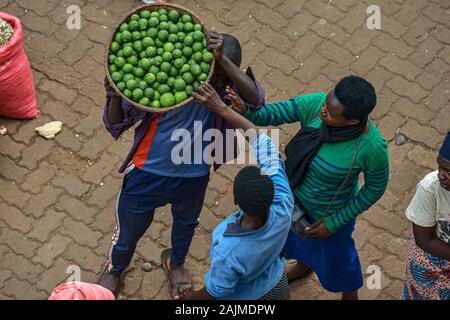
[335,75,377,121]
[222,33,242,68]
[233,166,274,216]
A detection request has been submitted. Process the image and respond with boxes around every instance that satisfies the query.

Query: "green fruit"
[149,17,159,28]
[130,13,140,21]
[198,73,208,82]
[193,31,205,42]
[170,49,181,59]
[139,97,150,106]
[151,11,160,18]
[149,65,160,75]
[123,42,133,48]
[114,33,123,44]
[191,64,202,76]
[182,72,194,84]
[192,42,203,52]
[117,81,127,92]
[142,37,154,48]
[126,79,138,90]
[159,8,168,16]
[202,52,214,63]
[186,85,194,95]
[192,52,203,63]
[157,72,168,84]
[133,40,143,52]
[173,58,184,69]
[167,77,175,88]
[134,67,146,78]
[144,87,154,99]
[109,64,118,74]
[153,56,163,66]
[147,27,158,39]
[175,91,188,104]
[139,80,149,90]
[182,47,193,58]
[159,14,168,23]
[114,57,126,68]
[162,52,173,62]
[158,84,171,95]
[163,42,175,53]
[139,51,147,59]
[110,42,120,54]
[168,34,178,44]
[160,92,175,107]
[127,56,138,66]
[160,62,172,74]
[108,54,117,64]
[144,73,156,84]
[184,36,194,47]
[194,24,203,32]
[181,14,192,24]
[132,88,144,101]
[180,64,191,73]
[151,100,161,108]
[155,38,164,48]
[168,10,180,22]
[123,46,134,58]
[111,72,122,83]
[157,47,164,56]
[158,30,169,41]
[122,63,134,74]
[123,89,132,99]
[159,21,169,30]
[129,20,139,31]
[200,62,211,74]
[140,58,151,70]
[119,23,129,32]
[193,81,200,90]
[131,31,141,40]
[123,74,134,83]
[145,46,157,58]
[174,42,183,50]
[168,23,178,33]
[174,78,187,91]
[141,31,147,38]
[152,81,160,90]
[139,18,148,30]
[140,9,151,19]
[169,67,179,78]
[184,22,194,33]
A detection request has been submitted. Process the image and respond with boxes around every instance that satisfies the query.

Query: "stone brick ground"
[0,0,448,300]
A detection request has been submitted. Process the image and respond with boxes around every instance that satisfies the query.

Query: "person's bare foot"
[167,258,193,300]
[284,260,313,283]
[98,271,121,297]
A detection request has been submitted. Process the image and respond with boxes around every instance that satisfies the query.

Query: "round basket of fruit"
[104,3,215,113]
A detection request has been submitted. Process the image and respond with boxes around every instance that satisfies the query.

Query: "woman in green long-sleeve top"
[228,76,389,300]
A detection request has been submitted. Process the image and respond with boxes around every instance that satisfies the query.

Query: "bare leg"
[284,260,313,283]
[341,291,358,300]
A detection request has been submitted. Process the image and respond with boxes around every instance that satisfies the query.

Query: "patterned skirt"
[402,238,450,300]
[259,273,289,300]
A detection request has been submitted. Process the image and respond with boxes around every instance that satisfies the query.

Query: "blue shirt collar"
[223,210,270,236]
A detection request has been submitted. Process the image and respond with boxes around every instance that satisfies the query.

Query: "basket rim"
[104,3,215,114]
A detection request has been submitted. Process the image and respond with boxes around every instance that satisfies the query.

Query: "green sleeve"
[244,93,326,127]
[323,139,390,234]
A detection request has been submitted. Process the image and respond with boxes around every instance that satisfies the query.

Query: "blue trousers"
[108,166,210,273]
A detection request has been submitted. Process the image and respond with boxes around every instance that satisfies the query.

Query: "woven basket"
[104,3,215,113]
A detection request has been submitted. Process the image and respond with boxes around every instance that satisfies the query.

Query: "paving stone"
[393,98,435,125]
[136,236,163,265]
[189,232,211,261]
[82,153,118,184]
[140,268,166,299]
[0,180,31,208]
[402,15,436,47]
[2,277,46,300]
[380,255,406,280]
[21,161,58,194]
[61,217,103,248]
[365,66,393,91]
[24,185,62,218]
[372,33,415,59]
[15,0,59,16]
[376,112,405,141]
[52,170,91,197]
[336,3,368,34]
[0,227,39,258]
[78,129,113,160]
[251,4,289,31]
[292,54,329,84]
[55,195,97,224]
[35,257,72,294]
[58,34,94,66]
[62,243,104,273]
[379,54,421,81]
[40,98,82,129]
[386,76,428,103]
[0,202,33,233]
[86,176,120,209]
[401,119,442,149]
[39,79,77,105]
[21,10,57,35]
[256,25,294,53]
[310,19,348,46]
[409,37,444,69]
[32,234,72,268]
[0,135,26,159]
[364,205,409,237]
[28,209,65,242]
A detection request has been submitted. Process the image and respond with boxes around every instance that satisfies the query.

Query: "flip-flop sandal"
[161,248,193,300]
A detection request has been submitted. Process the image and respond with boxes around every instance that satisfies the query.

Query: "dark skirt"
[259,273,289,300]
[284,218,363,293]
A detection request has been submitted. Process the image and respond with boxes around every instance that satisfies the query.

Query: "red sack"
[0,12,38,119]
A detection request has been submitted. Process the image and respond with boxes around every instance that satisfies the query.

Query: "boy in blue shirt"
[179,83,294,300]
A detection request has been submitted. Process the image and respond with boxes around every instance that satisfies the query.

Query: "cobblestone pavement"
[0,0,449,300]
